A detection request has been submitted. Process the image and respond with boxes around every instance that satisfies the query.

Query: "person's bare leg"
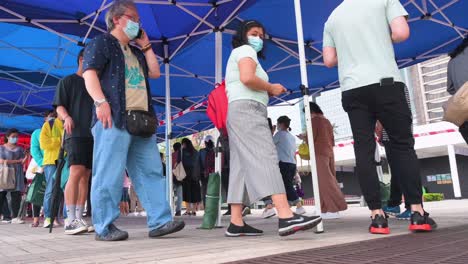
[76,169,91,218]
[410,204,424,215]
[65,165,86,221]
[271,194,294,219]
[230,204,244,226]
[296,201,303,209]
[371,209,385,218]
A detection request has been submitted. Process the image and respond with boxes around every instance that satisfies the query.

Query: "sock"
[67,205,76,222]
[76,205,84,220]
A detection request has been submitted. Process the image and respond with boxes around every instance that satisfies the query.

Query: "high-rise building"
[410,56,452,124]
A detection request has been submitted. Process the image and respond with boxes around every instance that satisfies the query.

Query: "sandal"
[30,222,40,228]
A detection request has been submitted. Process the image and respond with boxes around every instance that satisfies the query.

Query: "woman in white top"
[224,20,321,237]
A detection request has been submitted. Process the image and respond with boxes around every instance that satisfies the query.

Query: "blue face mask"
[248,36,263,53]
[123,19,140,40]
[8,137,18,144]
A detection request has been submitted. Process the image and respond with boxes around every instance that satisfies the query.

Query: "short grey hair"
[105,0,136,32]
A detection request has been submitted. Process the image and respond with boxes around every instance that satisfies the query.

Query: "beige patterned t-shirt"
[121,45,148,111]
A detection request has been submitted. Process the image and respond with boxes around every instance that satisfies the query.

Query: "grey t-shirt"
[323,0,408,91]
[447,48,468,95]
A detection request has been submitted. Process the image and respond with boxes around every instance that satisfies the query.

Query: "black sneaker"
[64,219,88,235]
[369,214,390,234]
[95,224,129,241]
[225,222,263,237]
[278,213,322,236]
[149,220,185,238]
[409,211,437,232]
[175,211,181,217]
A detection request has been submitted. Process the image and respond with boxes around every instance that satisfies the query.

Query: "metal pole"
[215,30,223,227]
[448,145,462,198]
[293,0,324,232]
[164,44,174,215]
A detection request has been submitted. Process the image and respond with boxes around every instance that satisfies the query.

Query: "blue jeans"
[43,165,67,219]
[91,121,172,236]
[43,165,56,218]
[174,184,183,212]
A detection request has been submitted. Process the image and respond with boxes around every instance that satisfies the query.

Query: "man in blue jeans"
[82,0,184,241]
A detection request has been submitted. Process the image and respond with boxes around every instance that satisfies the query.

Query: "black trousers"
[279,162,300,204]
[342,82,422,210]
[383,141,410,210]
[460,122,468,145]
[0,191,22,218]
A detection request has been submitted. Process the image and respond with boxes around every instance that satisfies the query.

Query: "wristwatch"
[94,98,108,107]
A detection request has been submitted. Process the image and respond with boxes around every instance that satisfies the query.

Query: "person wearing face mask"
[224,20,322,237]
[0,128,27,224]
[39,110,65,228]
[82,0,184,241]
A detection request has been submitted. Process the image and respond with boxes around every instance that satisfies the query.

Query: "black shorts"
[64,137,93,169]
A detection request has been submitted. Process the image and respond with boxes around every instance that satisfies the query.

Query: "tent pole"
[293,0,324,233]
[215,30,223,227]
[164,44,174,215]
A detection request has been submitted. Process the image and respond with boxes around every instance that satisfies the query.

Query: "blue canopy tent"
[1,0,466,134]
[0,0,467,227]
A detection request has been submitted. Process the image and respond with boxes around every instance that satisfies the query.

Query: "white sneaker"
[295,207,306,215]
[261,208,276,219]
[11,218,25,224]
[321,212,340,219]
[64,219,88,235]
[129,212,139,217]
[139,211,147,217]
[78,218,95,233]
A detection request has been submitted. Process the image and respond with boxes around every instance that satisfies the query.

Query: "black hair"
[173,142,181,152]
[267,117,273,131]
[4,128,19,143]
[449,38,468,59]
[277,116,292,131]
[181,138,196,154]
[44,109,57,118]
[206,141,214,149]
[44,109,55,117]
[309,102,324,115]
[77,49,85,65]
[232,20,266,59]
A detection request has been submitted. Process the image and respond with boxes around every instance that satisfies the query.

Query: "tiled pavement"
[0,199,467,264]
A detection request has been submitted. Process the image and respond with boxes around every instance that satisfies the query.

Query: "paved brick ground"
[0,200,467,264]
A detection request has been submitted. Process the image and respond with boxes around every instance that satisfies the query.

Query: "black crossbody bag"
[126,110,158,138]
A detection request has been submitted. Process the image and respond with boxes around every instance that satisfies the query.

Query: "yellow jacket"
[39,119,64,166]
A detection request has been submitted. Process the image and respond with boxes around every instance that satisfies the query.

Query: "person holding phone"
[322,0,436,234]
[82,0,184,241]
[224,20,321,237]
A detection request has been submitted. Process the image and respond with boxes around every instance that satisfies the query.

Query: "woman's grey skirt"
[226,100,286,204]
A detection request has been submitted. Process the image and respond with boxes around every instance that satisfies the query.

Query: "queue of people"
[6,0,468,243]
